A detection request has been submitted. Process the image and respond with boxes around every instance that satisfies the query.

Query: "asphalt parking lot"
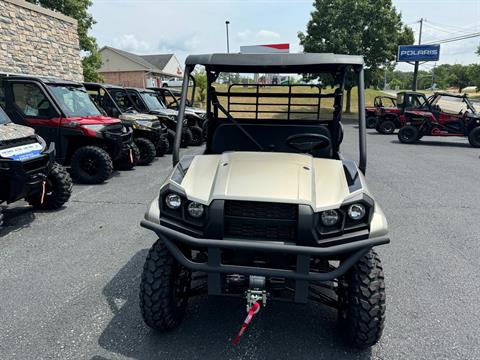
[1,124,479,360]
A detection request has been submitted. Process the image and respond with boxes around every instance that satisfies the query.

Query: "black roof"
[433,91,468,98]
[125,87,155,93]
[185,53,364,73]
[83,82,124,90]
[5,75,81,86]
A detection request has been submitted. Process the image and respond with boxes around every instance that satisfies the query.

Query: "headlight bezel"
[316,195,374,237]
[159,187,208,228]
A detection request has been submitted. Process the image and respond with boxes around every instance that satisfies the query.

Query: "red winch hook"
[232,301,261,346]
[40,180,46,205]
[129,148,134,164]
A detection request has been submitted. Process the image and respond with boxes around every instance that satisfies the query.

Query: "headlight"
[136,120,153,127]
[165,193,182,209]
[82,124,105,132]
[187,201,204,218]
[348,203,366,220]
[321,209,340,226]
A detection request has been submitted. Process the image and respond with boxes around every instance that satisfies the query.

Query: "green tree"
[298,0,414,112]
[26,0,102,81]
[193,70,207,105]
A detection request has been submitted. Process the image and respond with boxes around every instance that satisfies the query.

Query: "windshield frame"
[48,84,103,117]
[139,91,166,111]
[0,107,11,124]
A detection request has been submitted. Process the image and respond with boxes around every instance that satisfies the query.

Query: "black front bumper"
[141,219,389,283]
[103,127,134,160]
[0,143,55,203]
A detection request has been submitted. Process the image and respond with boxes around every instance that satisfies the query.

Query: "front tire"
[156,136,170,157]
[26,163,72,209]
[338,250,386,348]
[468,127,480,148]
[189,126,204,146]
[376,120,396,134]
[366,116,377,129]
[166,129,175,154]
[135,137,156,165]
[70,146,113,184]
[398,126,420,144]
[181,128,192,148]
[114,143,139,170]
[140,239,191,331]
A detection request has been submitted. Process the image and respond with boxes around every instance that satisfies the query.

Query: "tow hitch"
[232,276,267,346]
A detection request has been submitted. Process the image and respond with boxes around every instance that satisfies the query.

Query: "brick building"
[0,0,82,81]
[98,46,184,88]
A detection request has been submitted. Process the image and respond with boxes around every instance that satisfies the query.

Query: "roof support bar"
[173,66,193,166]
[357,68,367,174]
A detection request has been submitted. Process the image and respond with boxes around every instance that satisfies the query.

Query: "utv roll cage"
[173,53,367,172]
[148,74,197,108]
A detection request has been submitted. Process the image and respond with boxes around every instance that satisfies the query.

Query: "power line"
[423,32,480,45]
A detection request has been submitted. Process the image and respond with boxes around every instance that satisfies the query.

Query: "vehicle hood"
[178,152,354,211]
[64,115,121,125]
[187,106,205,114]
[151,109,178,117]
[0,122,35,143]
[119,113,158,121]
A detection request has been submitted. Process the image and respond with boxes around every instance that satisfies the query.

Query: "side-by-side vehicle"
[365,95,396,129]
[1,76,135,183]
[84,82,169,164]
[398,92,480,147]
[138,53,390,348]
[0,106,71,225]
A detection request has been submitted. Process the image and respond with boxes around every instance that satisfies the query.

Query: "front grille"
[22,155,48,174]
[224,201,298,241]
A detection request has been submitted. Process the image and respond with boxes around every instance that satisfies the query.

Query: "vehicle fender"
[144,196,160,224]
[369,203,389,238]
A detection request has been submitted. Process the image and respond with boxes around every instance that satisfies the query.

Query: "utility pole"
[412,18,423,91]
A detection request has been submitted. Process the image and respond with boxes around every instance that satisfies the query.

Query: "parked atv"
[84,82,169,164]
[398,92,480,147]
[148,86,206,122]
[0,107,72,225]
[126,87,204,147]
[139,53,390,348]
[1,76,136,184]
[375,91,428,134]
[365,95,396,128]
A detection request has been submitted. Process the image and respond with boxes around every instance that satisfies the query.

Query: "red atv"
[398,92,480,147]
[375,91,428,134]
[365,95,396,128]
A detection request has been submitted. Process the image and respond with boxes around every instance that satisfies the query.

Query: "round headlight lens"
[321,209,340,226]
[187,201,204,218]
[165,193,182,209]
[348,203,366,220]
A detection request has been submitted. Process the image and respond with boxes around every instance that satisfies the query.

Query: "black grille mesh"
[224,201,298,241]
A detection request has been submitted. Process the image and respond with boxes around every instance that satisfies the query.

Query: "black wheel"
[135,137,156,165]
[26,163,72,209]
[70,146,113,184]
[114,143,139,170]
[189,126,204,146]
[166,129,175,154]
[181,128,192,148]
[156,136,170,157]
[376,120,396,134]
[338,250,386,348]
[468,127,480,148]
[366,116,377,129]
[398,125,420,144]
[140,239,191,331]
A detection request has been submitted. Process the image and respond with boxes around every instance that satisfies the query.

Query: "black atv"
[125,88,204,148]
[0,107,72,226]
[84,82,169,164]
[1,75,136,184]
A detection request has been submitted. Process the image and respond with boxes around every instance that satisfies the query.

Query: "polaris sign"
[397,44,440,62]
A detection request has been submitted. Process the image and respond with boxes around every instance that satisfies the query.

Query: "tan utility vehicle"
[139,53,390,348]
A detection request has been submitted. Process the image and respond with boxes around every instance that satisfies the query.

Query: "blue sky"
[90,0,480,71]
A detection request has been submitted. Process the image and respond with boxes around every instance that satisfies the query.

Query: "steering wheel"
[286,133,331,154]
